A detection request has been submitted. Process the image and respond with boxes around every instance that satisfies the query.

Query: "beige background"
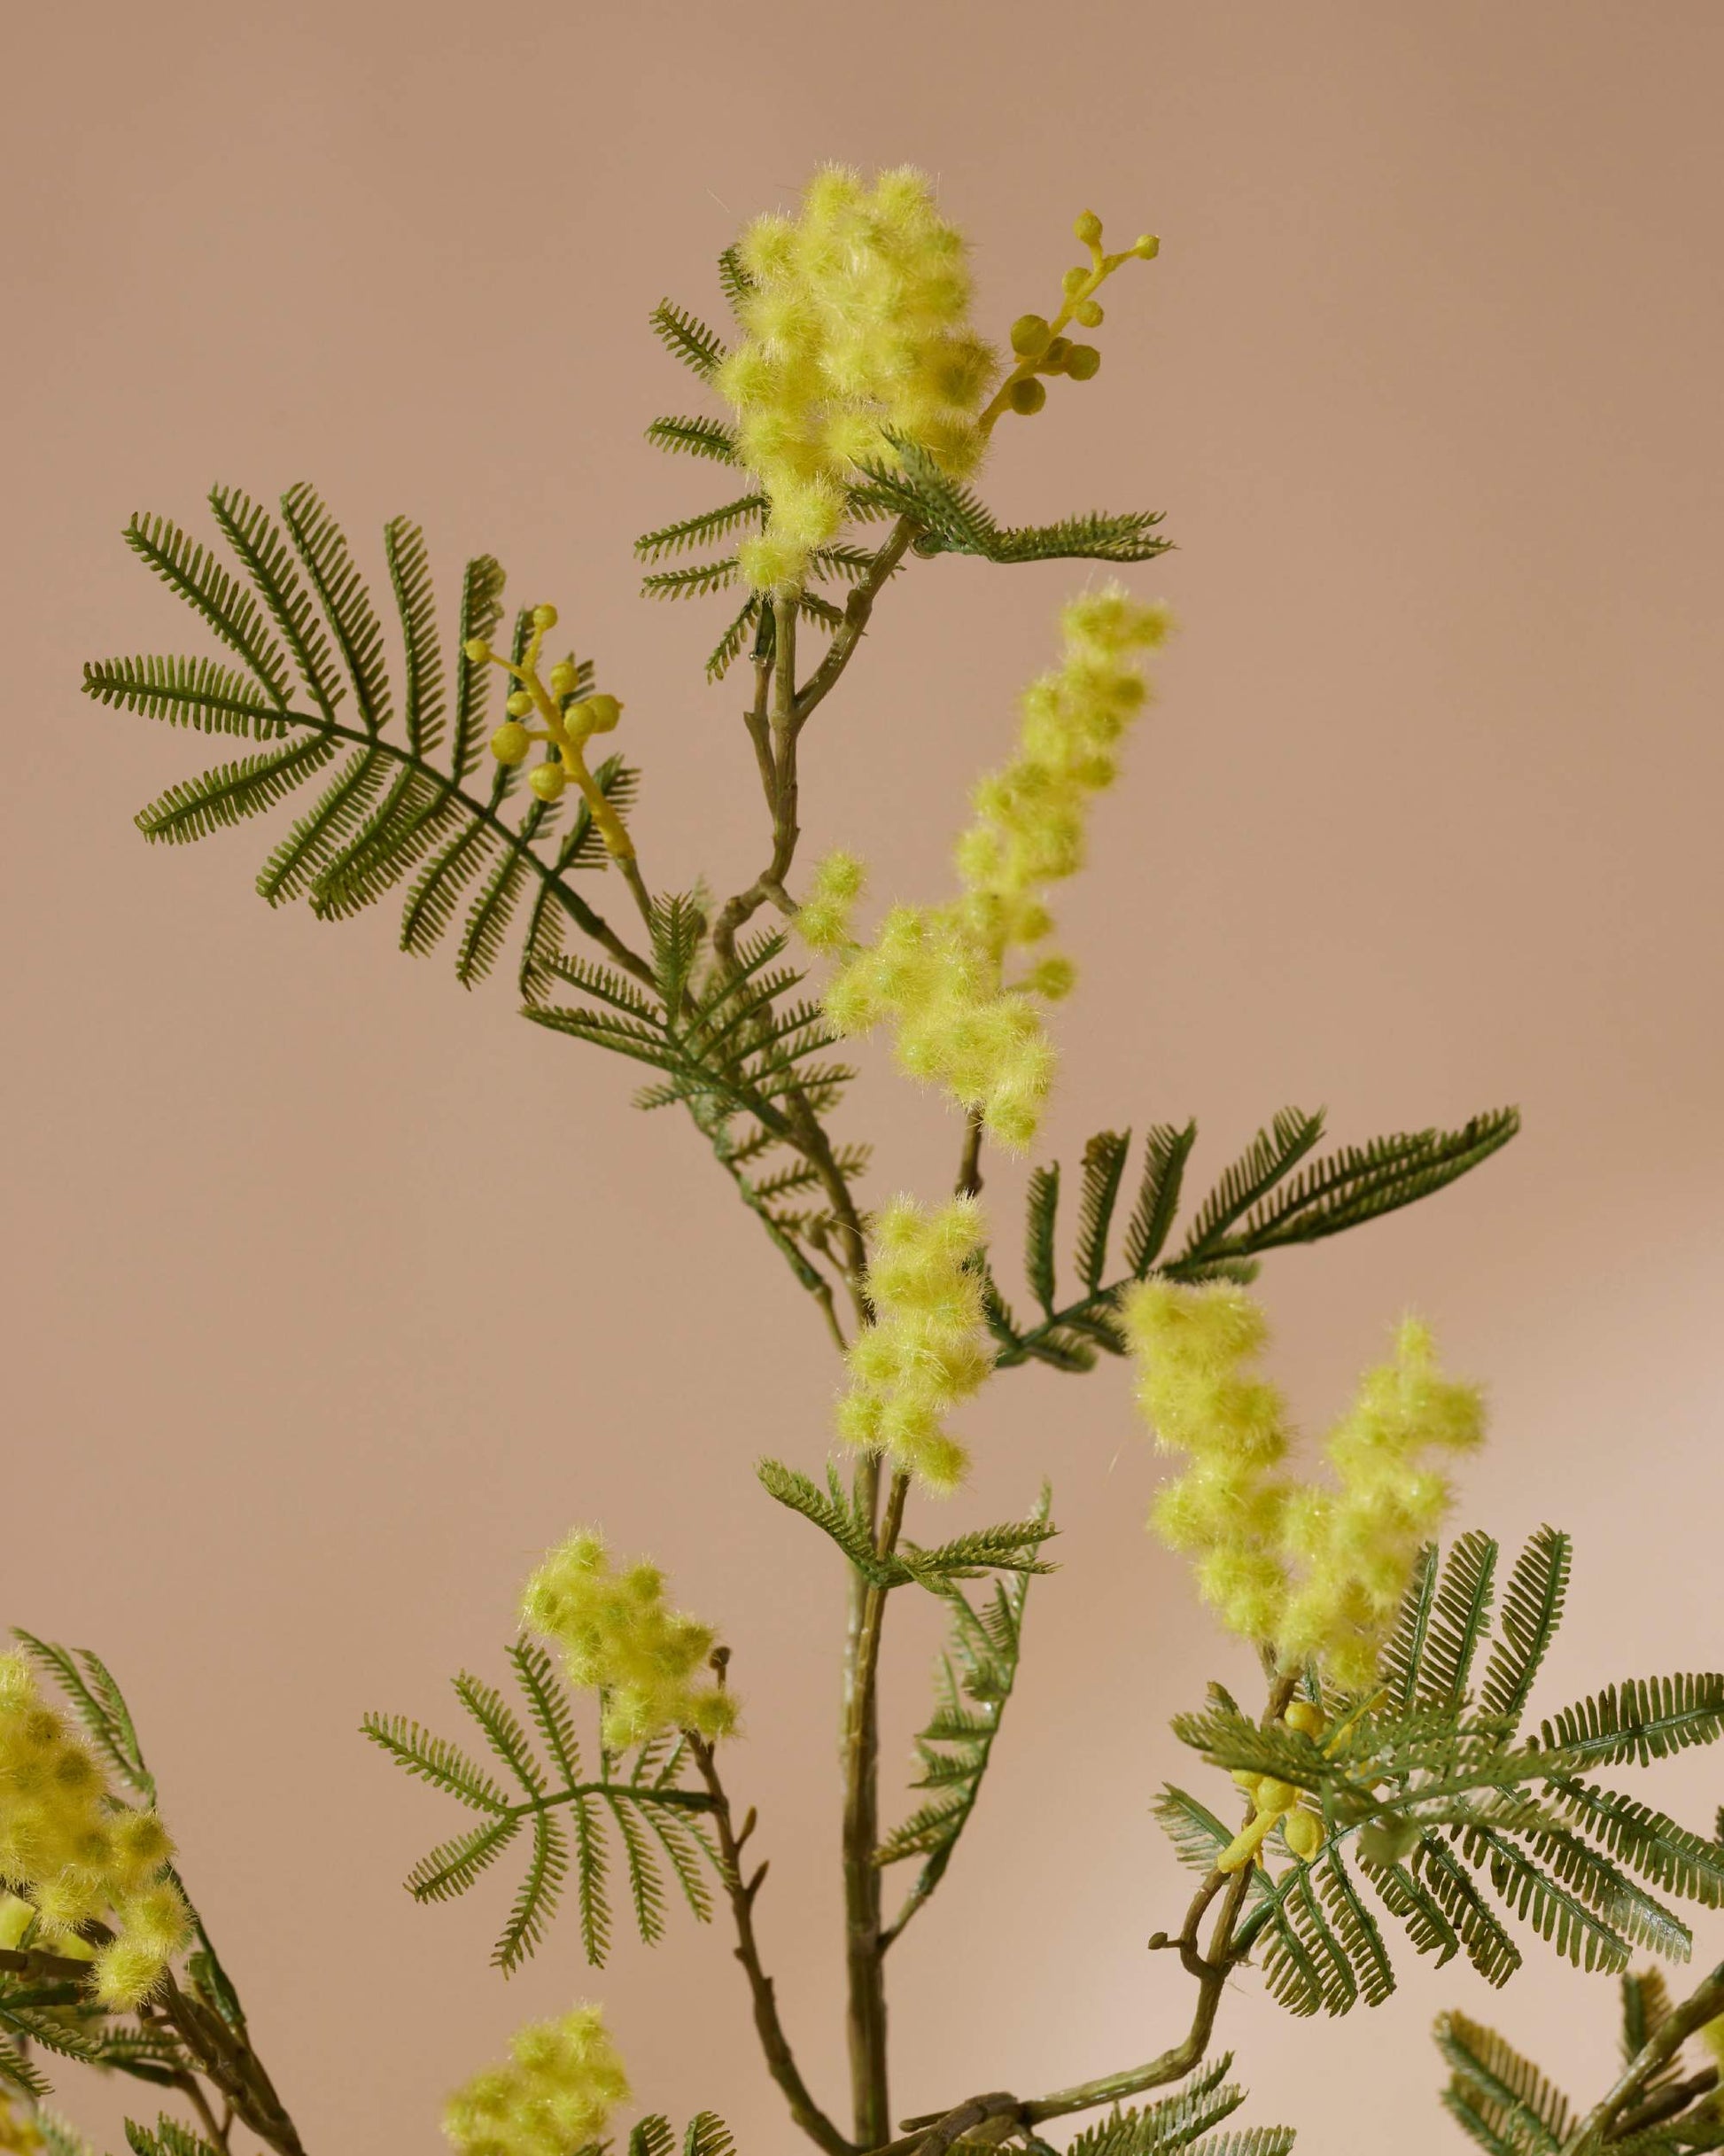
[4,2,1722,2150]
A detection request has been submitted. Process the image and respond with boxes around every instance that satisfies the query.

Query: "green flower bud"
[490,721,532,766]
[1043,336,1072,371]
[1061,266,1089,298]
[1065,343,1101,381]
[1073,209,1104,246]
[583,694,623,734]
[1010,313,1052,358]
[532,603,559,632]
[1007,377,1047,416]
[1074,298,1104,329]
[462,638,491,664]
[506,689,533,718]
[1132,233,1161,259]
[529,761,568,800]
[548,660,579,698]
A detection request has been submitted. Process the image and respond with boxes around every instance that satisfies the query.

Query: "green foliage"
[89,486,637,993]
[12,1631,154,1801]
[1161,1531,1724,2018]
[362,1639,718,1973]
[855,438,1171,566]
[626,2114,737,2156]
[1061,2057,1292,2156]
[987,1107,1519,1371]
[875,1492,1050,1943]
[757,1461,1057,1592]
[1436,2012,1573,2156]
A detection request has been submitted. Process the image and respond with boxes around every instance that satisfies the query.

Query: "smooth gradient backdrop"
[5,4,1722,2150]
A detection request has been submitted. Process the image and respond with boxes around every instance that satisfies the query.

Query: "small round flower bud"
[1283,1808,1324,1860]
[490,722,532,766]
[548,661,578,698]
[1061,266,1089,298]
[1008,377,1047,416]
[529,762,567,801]
[1043,336,1072,371]
[532,603,559,632]
[1255,1777,1298,1816]
[1132,233,1161,259]
[1073,209,1104,246]
[1074,299,1104,329]
[583,694,623,734]
[1009,313,1052,358]
[505,689,533,718]
[1283,1699,1325,1738]
[463,638,491,664]
[1064,343,1101,381]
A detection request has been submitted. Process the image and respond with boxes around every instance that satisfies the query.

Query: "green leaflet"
[93,486,637,993]
[876,1493,1051,1946]
[990,1107,1519,1371]
[1165,1532,1724,2020]
[362,1638,718,1973]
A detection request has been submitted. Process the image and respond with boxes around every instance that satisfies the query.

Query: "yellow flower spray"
[521,1531,737,1749]
[836,1195,992,1494]
[443,2004,629,2156]
[0,1652,191,2012]
[811,588,1171,1152]
[1122,1285,1484,1693]
[719,165,996,593]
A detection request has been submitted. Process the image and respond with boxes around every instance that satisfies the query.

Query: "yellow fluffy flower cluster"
[0,1654,191,2012]
[813,589,1169,1152]
[520,1531,737,1750]
[837,1196,992,1494]
[718,164,997,592]
[443,2004,629,2156]
[0,2090,43,2155]
[1122,1284,1485,1692]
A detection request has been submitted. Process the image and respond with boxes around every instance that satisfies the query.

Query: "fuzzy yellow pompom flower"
[521,1533,737,1750]
[816,589,1169,1152]
[1124,1289,1484,1693]
[0,1652,191,2012]
[443,2004,629,2156]
[837,1195,992,1494]
[718,164,998,591]
[1276,1318,1485,1692]
[1122,1282,1294,1643]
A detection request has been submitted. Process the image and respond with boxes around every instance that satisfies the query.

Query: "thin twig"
[1565,1958,1724,2153]
[688,1734,854,2156]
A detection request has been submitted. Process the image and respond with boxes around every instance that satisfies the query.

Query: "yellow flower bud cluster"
[1220,1700,1328,1872]
[1277,1318,1485,1692]
[1122,1288,1485,1693]
[443,2004,629,2156]
[469,605,633,858]
[816,590,1169,1152]
[521,1531,737,1751]
[836,1196,992,1494]
[981,208,1160,436]
[0,1653,191,2012]
[718,165,998,592]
